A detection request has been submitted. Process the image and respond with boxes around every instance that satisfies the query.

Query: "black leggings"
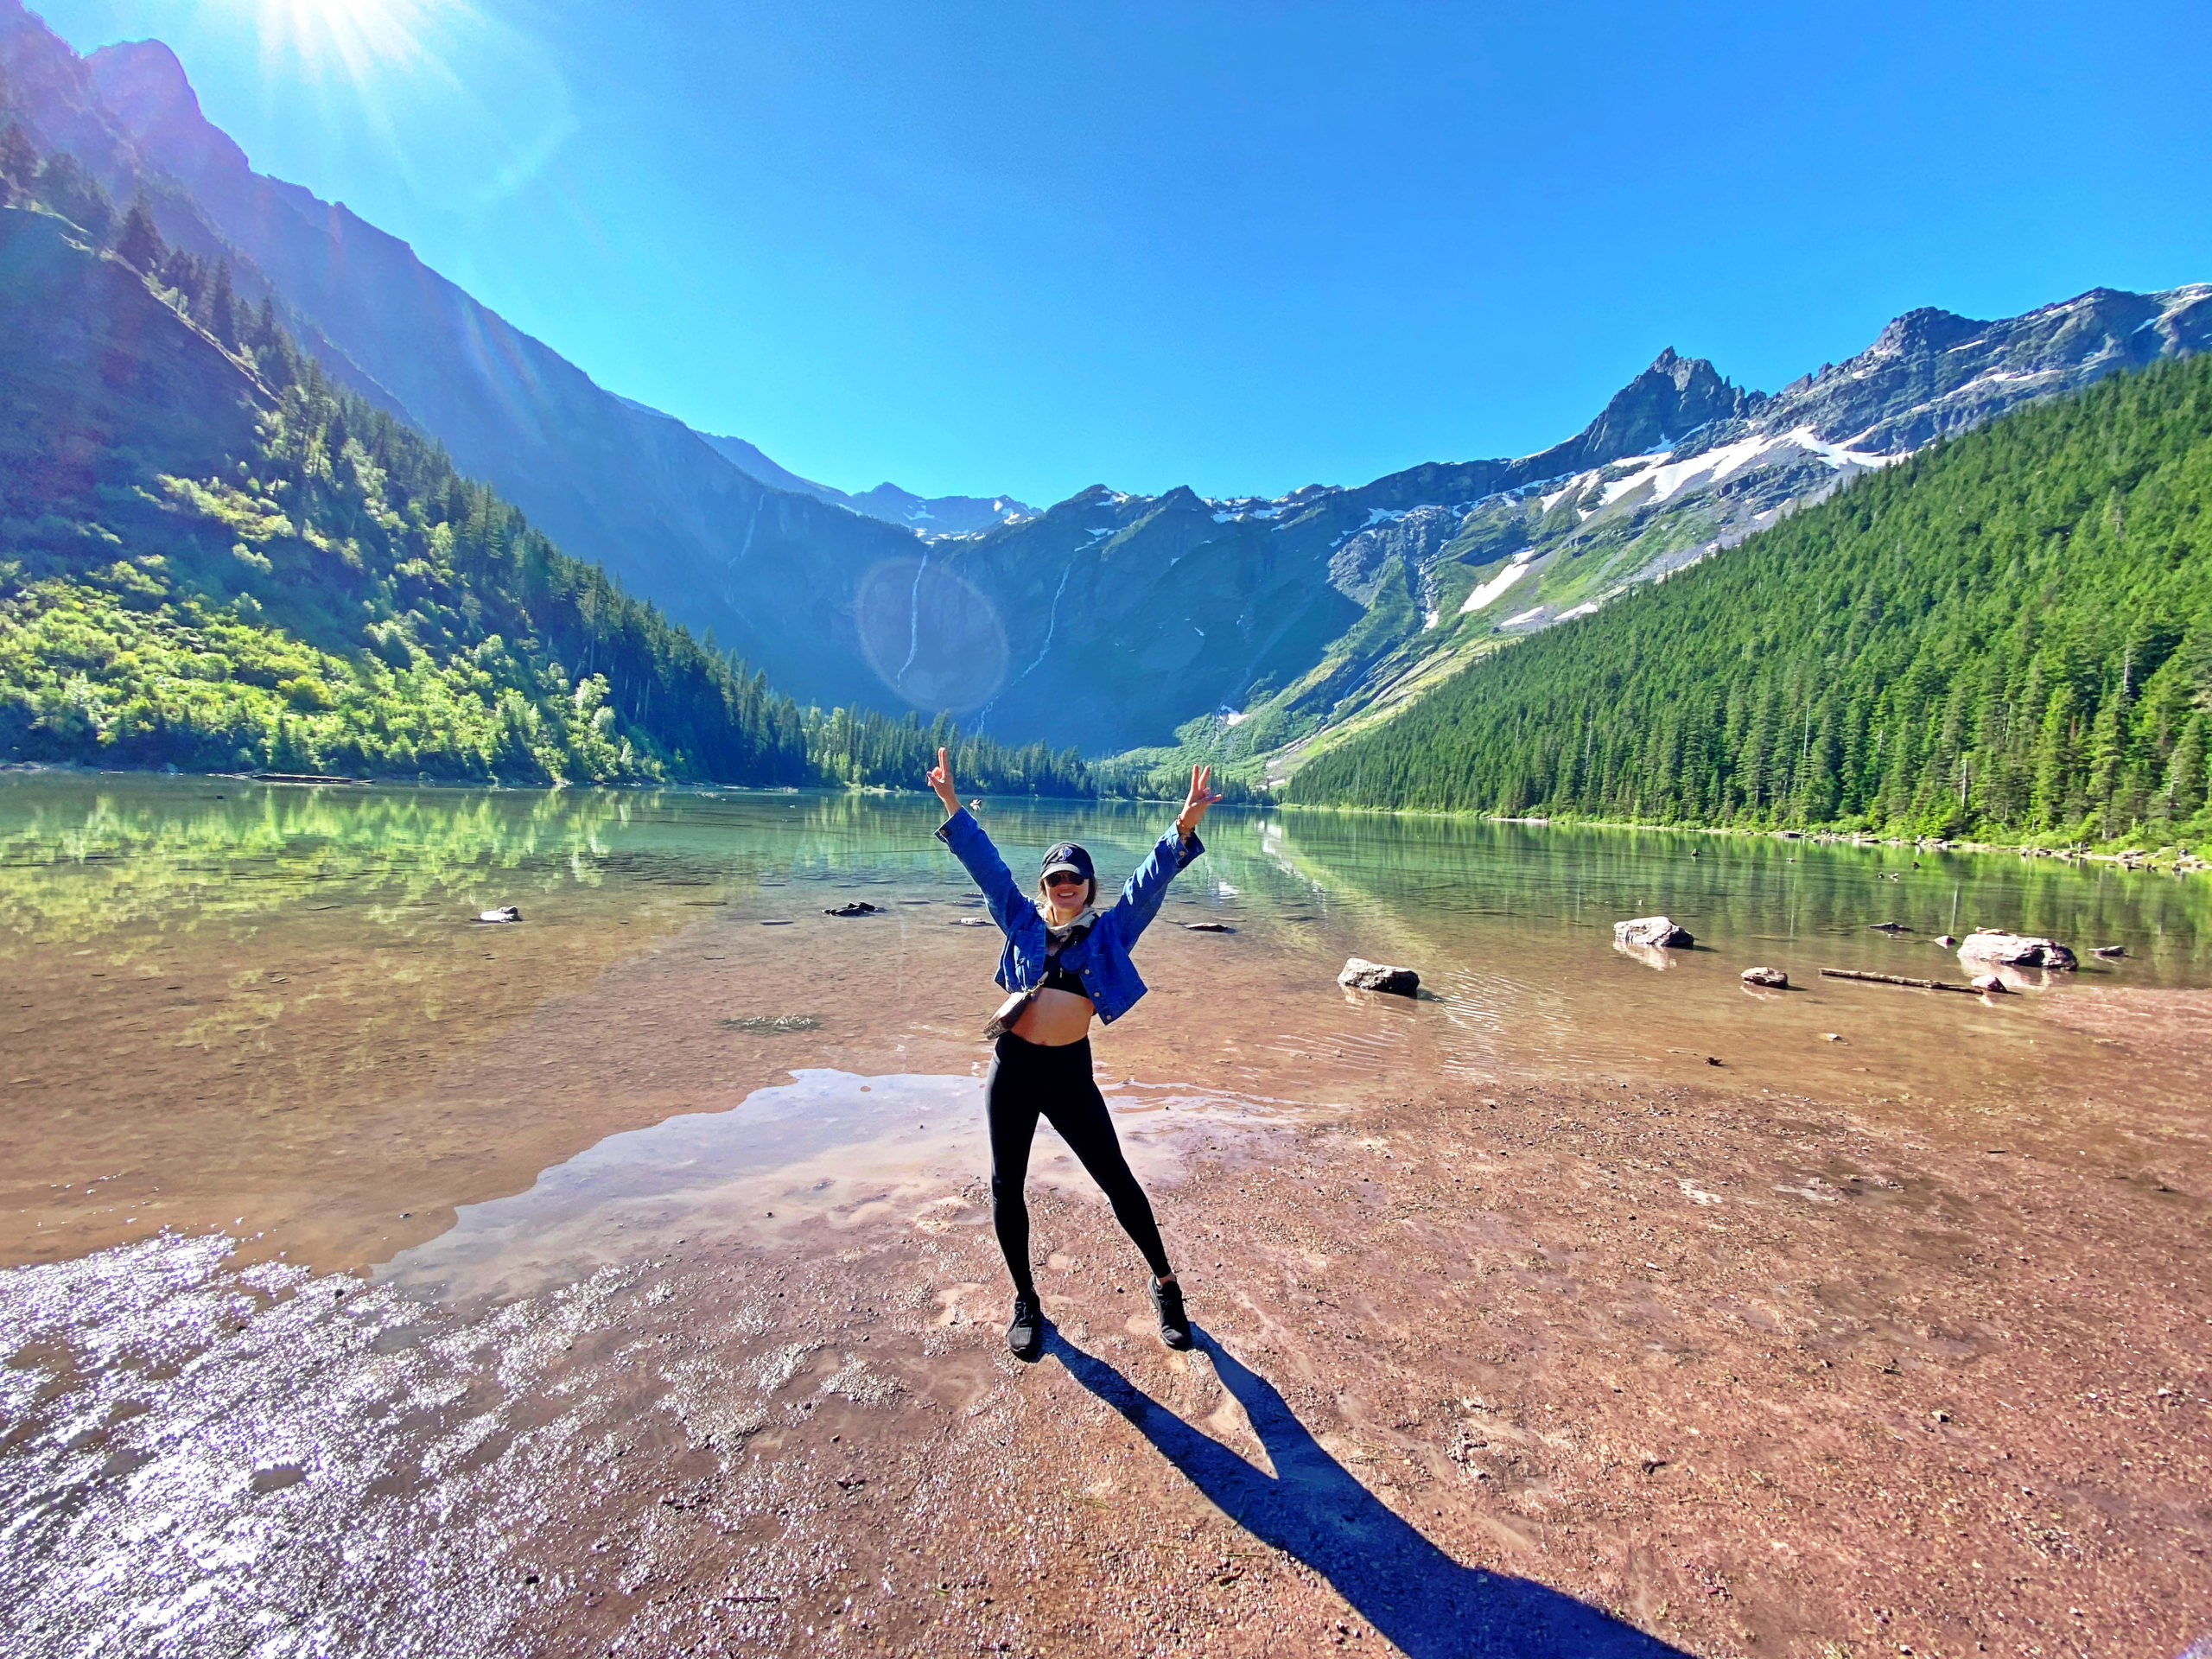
[986,1032,1172,1297]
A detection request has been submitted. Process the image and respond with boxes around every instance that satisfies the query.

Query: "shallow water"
[4,770,2206,1275]
[4,772,2208,1658]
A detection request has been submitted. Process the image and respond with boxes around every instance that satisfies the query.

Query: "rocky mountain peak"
[86,38,249,180]
[1867,306,1986,359]
[1569,347,1748,466]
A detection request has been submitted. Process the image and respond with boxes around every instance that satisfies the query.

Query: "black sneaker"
[1149,1278,1192,1351]
[1006,1293,1043,1361]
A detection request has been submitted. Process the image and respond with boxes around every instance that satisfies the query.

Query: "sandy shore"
[6,1035,2205,1658]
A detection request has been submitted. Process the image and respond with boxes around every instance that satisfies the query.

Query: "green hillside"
[0,173,1085,793]
[1286,353,2212,849]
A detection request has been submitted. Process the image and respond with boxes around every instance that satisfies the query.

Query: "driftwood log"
[1820,968,1985,995]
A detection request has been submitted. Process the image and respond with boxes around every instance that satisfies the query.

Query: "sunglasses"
[1045,874,1086,888]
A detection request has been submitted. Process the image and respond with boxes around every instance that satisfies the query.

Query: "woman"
[928,747,1221,1361]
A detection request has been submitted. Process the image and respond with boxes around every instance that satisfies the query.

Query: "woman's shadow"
[1044,1325,1685,1658]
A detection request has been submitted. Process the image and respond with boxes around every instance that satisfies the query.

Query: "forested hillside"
[0,169,1086,792]
[1287,353,2212,849]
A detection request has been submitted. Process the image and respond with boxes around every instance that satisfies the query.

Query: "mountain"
[932,285,2206,771]
[0,199,805,783]
[1284,349,2212,849]
[10,5,2206,767]
[694,430,1032,536]
[0,170,1095,793]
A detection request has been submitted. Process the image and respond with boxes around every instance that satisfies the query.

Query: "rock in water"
[1184,922,1235,933]
[1934,934,1959,948]
[823,901,882,918]
[1971,973,2008,994]
[1338,958,1420,995]
[2093,944,2126,959]
[1614,916,1694,949]
[1958,931,2077,970]
[476,905,521,925]
[1741,966,1789,988]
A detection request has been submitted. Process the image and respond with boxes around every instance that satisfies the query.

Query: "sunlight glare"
[254,0,444,82]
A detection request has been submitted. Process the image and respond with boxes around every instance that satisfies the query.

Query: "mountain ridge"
[1282,347,2212,852]
[8,5,2204,765]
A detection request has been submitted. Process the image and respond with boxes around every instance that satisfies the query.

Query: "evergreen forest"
[1287,352,2212,848]
[0,150,1087,796]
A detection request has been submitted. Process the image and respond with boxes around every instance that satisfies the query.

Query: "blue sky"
[35,1,2212,506]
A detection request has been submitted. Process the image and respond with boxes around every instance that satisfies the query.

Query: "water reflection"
[10,775,2198,972]
[6,772,2206,1273]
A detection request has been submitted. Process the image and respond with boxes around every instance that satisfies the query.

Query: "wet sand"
[4,782,2209,1656]
[6,1016,2208,1656]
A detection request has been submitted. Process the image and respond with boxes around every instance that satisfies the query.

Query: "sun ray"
[253,0,448,84]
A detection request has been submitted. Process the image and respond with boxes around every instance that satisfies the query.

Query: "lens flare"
[253,0,445,82]
[245,0,576,206]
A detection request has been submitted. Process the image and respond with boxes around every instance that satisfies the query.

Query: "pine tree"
[113,196,165,274]
[0,122,36,195]
[207,257,238,348]
[2168,715,2209,820]
[34,153,114,237]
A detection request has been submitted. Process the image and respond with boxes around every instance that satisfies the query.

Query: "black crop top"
[1039,949,1087,996]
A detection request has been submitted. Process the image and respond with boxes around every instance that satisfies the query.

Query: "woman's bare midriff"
[1010,986,1094,1046]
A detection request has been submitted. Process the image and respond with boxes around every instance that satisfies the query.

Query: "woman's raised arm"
[927,746,961,817]
[930,748,1035,941]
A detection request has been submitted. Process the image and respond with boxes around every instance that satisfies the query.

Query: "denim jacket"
[934,807,1204,1025]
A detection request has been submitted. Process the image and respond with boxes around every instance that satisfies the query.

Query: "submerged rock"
[2093,944,2127,959]
[1614,915,1694,949]
[1740,966,1789,988]
[475,905,521,925]
[1958,931,2077,970]
[1184,922,1235,933]
[823,901,882,918]
[1338,958,1419,995]
[1869,921,1911,933]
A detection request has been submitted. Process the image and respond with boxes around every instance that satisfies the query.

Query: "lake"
[3,770,2202,1284]
[4,769,2207,1659]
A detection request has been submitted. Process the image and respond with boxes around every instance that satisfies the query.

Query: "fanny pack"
[983,988,1035,1041]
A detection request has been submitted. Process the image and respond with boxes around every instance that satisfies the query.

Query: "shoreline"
[5,1052,2204,1657]
[13,759,2202,871]
[1262,796,2212,871]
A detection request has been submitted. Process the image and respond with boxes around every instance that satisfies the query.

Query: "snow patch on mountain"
[1461,550,1539,613]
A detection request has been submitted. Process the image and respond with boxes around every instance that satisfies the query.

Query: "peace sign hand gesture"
[1174,764,1223,840]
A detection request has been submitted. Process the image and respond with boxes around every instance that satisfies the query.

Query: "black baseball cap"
[1039,842,1095,884]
